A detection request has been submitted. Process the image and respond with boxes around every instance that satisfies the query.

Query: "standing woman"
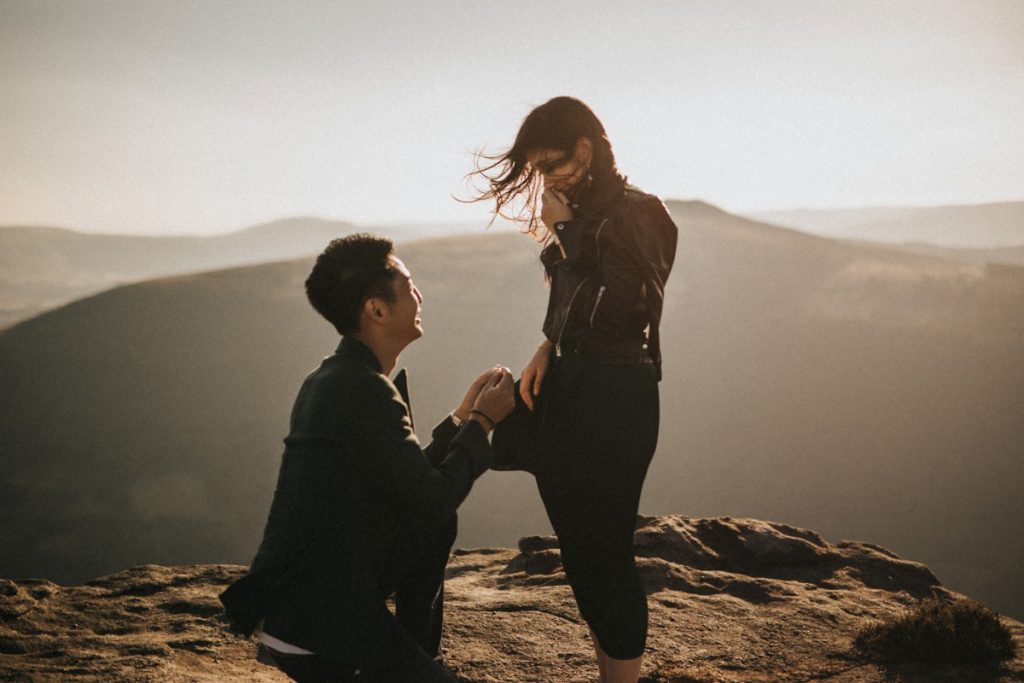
[470,97,678,683]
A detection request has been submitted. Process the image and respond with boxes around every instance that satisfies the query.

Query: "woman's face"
[527,140,591,195]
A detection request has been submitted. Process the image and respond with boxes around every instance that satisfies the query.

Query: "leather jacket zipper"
[594,218,609,262]
[555,276,591,356]
[589,286,606,328]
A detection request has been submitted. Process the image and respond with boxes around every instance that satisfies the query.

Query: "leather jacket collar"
[570,170,627,218]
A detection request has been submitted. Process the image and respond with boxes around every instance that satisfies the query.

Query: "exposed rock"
[1,516,1021,682]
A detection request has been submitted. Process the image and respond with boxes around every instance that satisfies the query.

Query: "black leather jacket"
[540,174,678,380]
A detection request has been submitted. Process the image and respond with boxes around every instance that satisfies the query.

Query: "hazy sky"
[2,1,1022,235]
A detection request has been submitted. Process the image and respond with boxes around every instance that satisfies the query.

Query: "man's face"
[384,257,424,345]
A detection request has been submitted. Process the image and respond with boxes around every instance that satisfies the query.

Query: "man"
[220,233,514,682]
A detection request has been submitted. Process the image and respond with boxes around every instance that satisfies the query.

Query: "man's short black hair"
[305,233,398,335]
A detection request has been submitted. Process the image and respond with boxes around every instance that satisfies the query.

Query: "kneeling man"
[220,234,514,682]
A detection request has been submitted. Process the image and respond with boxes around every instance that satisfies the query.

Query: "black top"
[219,336,493,659]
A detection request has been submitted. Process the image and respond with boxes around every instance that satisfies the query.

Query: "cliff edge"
[2,516,1022,682]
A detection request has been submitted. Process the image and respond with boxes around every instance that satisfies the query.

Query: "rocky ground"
[2,516,1022,682]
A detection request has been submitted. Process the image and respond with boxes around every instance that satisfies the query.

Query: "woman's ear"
[575,137,593,165]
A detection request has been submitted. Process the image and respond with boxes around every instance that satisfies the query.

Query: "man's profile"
[220,233,514,682]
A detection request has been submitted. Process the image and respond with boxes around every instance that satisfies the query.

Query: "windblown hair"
[466,96,619,239]
[305,233,397,335]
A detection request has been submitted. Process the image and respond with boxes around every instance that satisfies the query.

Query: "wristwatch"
[450,413,464,427]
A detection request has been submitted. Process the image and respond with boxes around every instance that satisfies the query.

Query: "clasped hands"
[454,367,516,434]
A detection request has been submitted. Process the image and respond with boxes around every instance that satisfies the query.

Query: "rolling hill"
[0,217,485,330]
[883,242,1024,268]
[1,202,1022,622]
[749,200,1024,248]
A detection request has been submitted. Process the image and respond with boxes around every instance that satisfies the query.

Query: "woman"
[471,96,678,683]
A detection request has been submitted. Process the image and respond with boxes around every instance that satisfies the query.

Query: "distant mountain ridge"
[749,200,1024,248]
[4,200,1019,329]
[882,242,1024,268]
[0,217,482,329]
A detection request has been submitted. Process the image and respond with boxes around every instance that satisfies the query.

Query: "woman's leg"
[590,628,644,683]
[535,361,659,682]
[537,465,649,679]
[589,626,609,682]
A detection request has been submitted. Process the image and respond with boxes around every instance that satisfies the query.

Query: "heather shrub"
[855,598,1015,664]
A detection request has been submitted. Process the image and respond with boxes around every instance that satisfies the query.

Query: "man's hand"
[454,367,503,423]
[469,368,515,433]
[540,188,574,230]
[520,339,552,412]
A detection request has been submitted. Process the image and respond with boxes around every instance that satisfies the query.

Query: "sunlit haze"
[2,1,1022,235]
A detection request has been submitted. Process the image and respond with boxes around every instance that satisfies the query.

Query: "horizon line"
[2,195,1022,238]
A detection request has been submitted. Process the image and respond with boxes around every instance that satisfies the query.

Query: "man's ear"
[363,297,387,326]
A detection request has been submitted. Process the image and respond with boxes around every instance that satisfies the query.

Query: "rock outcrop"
[2,516,1022,682]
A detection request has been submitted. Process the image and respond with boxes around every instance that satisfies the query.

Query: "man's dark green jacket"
[219,336,493,658]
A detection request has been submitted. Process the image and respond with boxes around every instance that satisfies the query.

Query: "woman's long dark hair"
[466,96,619,239]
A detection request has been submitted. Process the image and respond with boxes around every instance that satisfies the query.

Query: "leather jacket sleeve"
[590,195,678,338]
[550,217,595,268]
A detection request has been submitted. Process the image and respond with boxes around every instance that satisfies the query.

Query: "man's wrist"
[467,414,492,434]
[470,408,496,427]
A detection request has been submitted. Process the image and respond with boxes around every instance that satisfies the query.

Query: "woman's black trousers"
[533,354,659,661]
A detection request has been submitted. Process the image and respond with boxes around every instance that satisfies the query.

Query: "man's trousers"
[262,515,460,682]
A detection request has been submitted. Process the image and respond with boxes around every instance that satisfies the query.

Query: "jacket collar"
[336,336,413,422]
[336,335,383,373]
[570,171,627,218]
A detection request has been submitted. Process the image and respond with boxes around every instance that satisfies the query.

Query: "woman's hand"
[540,188,574,231]
[455,367,504,423]
[520,339,553,411]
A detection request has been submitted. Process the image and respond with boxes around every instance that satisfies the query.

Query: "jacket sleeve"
[422,415,460,467]
[349,373,493,525]
[590,195,678,336]
[549,217,596,268]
